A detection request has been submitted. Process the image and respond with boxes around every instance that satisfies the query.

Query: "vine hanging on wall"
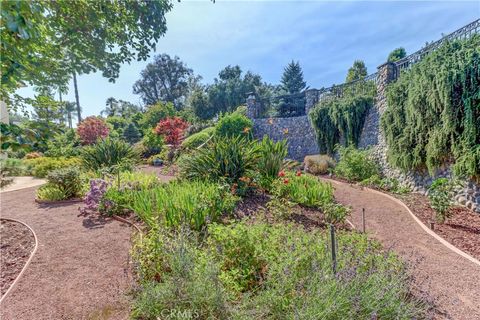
[309,89,374,155]
[381,35,480,179]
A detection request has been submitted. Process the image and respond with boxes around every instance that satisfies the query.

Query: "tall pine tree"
[281,61,307,94]
[346,60,368,83]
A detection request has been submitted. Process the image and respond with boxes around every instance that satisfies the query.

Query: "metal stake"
[330,224,337,274]
[362,208,366,233]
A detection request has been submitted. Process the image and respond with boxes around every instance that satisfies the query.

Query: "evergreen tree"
[281,61,307,94]
[123,123,141,144]
[387,47,407,62]
[346,60,368,83]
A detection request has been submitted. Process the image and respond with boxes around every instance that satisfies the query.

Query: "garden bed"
[396,193,480,260]
[0,219,36,296]
[232,192,352,231]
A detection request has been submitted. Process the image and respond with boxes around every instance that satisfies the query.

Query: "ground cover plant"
[131,222,427,320]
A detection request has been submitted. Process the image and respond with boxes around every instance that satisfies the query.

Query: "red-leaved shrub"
[77,116,110,145]
[154,117,189,147]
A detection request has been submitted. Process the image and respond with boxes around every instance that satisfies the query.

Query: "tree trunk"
[73,72,82,124]
[68,112,72,129]
[58,90,65,126]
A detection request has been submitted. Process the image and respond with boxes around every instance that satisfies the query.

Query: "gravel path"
[0,187,133,320]
[323,178,480,320]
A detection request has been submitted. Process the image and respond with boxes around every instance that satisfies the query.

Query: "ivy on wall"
[381,35,480,179]
[309,84,375,155]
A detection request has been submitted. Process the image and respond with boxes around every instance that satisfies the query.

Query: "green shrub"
[428,178,456,223]
[181,127,215,150]
[272,171,334,208]
[45,166,82,199]
[36,185,68,201]
[179,136,260,192]
[215,111,253,138]
[334,146,379,182]
[131,222,427,320]
[44,129,81,158]
[131,229,230,320]
[0,158,27,176]
[141,130,164,156]
[23,157,82,178]
[80,138,138,173]
[257,136,288,190]
[129,180,238,230]
[304,154,336,175]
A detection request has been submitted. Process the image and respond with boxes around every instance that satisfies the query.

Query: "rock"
[466,201,474,210]
[457,196,467,205]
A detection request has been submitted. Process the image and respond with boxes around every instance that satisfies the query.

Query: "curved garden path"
[322,178,480,320]
[0,187,133,320]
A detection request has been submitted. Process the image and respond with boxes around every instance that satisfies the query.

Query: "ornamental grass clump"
[257,135,288,190]
[129,180,238,230]
[179,136,260,190]
[272,170,334,208]
[80,138,138,173]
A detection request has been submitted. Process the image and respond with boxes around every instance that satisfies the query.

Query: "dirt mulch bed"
[0,220,35,297]
[231,192,351,231]
[397,192,480,260]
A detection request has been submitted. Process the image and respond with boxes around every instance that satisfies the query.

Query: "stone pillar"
[304,89,318,116]
[246,93,257,119]
[376,62,397,113]
[371,61,398,174]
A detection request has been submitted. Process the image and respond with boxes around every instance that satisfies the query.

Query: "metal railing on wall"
[251,18,479,119]
[395,18,480,71]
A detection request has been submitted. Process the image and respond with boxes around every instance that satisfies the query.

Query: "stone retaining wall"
[246,62,480,214]
[252,116,319,161]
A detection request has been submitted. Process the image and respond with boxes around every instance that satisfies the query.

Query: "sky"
[16,0,480,118]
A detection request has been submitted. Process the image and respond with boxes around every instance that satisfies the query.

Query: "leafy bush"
[179,136,260,192]
[36,167,83,201]
[23,157,82,178]
[141,130,164,156]
[257,136,288,189]
[76,116,110,145]
[381,35,480,178]
[154,117,189,148]
[129,180,238,230]
[334,146,379,182]
[44,129,81,158]
[139,101,176,130]
[0,158,27,176]
[131,222,427,320]
[304,154,336,175]
[80,138,138,173]
[428,178,455,223]
[46,166,82,199]
[272,171,334,208]
[181,127,215,150]
[215,111,253,138]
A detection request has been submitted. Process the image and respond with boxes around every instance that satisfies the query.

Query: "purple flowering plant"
[80,179,110,215]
